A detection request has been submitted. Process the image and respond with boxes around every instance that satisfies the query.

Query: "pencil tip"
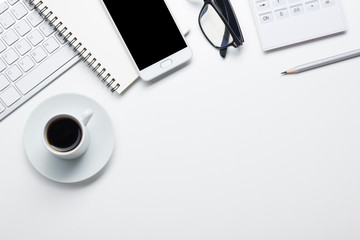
[281,71,287,75]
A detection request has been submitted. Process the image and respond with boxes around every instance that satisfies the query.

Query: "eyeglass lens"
[199,4,233,48]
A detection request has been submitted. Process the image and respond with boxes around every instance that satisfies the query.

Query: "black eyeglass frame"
[198,0,244,50]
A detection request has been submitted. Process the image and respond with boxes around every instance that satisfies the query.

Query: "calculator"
[249,0,347,51]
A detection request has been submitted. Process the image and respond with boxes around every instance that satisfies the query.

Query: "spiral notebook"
[28,0,190,94]
[28,0,139,94]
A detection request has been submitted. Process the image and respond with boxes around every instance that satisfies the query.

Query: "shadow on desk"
[24,150,115,189]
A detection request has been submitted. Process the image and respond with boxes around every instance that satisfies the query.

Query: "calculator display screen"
[102,0,187,70]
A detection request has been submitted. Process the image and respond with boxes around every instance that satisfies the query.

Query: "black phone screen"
[102,0,188,70]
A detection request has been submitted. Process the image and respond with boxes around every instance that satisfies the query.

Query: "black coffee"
[46,117,82,152]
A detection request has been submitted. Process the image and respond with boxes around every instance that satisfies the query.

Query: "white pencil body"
[283,48,360,74]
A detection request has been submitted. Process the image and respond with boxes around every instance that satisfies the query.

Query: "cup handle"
[81,109,94,126]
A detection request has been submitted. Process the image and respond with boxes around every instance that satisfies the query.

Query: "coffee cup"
[43,109,94,160]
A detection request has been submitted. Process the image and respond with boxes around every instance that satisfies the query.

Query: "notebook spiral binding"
[26,0,120,92]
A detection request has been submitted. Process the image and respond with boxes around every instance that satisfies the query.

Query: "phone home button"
[160,59,172,69]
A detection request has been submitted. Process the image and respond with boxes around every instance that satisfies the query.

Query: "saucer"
[24,93,115,183]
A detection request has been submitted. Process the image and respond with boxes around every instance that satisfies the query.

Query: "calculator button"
[259,12,274,24]
[321,0,335,7]
[256,0,270,11]
[272,0,286,7]
[275,8,289,20]
[306,1,320,11]
[290,4,305,16]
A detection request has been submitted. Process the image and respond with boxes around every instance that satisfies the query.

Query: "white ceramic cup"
[43,109,94,160]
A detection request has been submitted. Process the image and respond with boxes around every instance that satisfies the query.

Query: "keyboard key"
[0,102,5,113]
[0,59,6,72]
[10,2,27,19]
[2,28,19,45]
[30,46,47,62]
[22,0,34,10]
[0,12,15,29]
[14,38,31,55]
[27,29,43,46]
[0,86,21,106]
[55,32,67,44]
[7,0,20,6]
[18,55,34,72]
[0,74,9,91]
[3,48,19,64]
[0,3,79,121]
[43,37,59,53]
[0,40,7,53]
[16,45,78,94]
[26,11,43,27]
[14,19,31,36]
[6,65,22,81]
[39,22,55,37]
[0,2,9,14]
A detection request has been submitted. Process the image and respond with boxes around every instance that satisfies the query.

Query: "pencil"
[281,48,360,75]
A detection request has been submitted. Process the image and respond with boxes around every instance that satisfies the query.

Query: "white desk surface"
[1,1,360,239]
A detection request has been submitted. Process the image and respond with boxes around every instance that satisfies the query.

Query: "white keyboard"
[0,0,79,121]
[250,0,347,51]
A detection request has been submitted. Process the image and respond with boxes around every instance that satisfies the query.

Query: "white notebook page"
[30,0,190,94]
[31,0,139,94]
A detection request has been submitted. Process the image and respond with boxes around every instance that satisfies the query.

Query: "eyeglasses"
[198,0,244,58]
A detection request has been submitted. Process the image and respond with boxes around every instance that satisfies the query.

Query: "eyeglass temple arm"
[217,0,230,58]
[217,0,244,45]
[220,28,230,58]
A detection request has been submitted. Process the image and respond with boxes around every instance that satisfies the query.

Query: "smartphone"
[101,0,192,81]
